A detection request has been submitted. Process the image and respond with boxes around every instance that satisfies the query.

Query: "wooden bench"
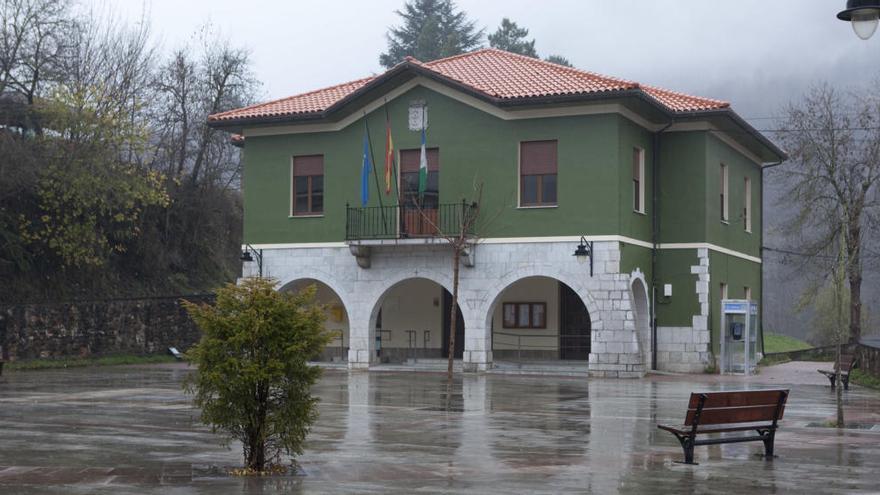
[658,389,789,464]
[818,354,857,390]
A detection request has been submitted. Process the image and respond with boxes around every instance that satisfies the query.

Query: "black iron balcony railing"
[345,201,477,241]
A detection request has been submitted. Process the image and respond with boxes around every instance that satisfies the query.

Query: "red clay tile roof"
[209,48,728,123]
[210,77,374,122]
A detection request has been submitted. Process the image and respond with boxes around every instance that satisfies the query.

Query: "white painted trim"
[720,162,729,222]
[633,146,645,214]
[245,237,761,263]
[744,176,752,233]
[244,242,347,249]
[242,77,661,138]
[657,242,762,264]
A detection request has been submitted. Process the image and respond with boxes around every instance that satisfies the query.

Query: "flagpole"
[364,113,388,234]
[383,99,402,207]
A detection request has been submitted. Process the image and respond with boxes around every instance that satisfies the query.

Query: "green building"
[210,48,785,376]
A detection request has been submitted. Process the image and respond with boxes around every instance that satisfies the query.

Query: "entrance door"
[399,148,439,236]
[559,283,591,360]
[442,289,465,359]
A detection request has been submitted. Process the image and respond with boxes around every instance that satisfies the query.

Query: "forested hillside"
[0,0,257,303]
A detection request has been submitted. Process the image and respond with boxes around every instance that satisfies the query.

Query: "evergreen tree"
[488,18,537,57]
[380,0,483,68]
[545,54,573,67]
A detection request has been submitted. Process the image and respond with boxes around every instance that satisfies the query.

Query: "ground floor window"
[502,302,547,329]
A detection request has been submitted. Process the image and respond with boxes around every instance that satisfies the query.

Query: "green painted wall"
[708,251,763,355]
[704,134,762,258]
[654,249,700,327]
[617,117,654,241]
[242,86,674,244]
[657,132,707,244]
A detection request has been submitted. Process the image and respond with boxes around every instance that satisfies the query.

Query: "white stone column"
[347,303,373,370]
[463,319,492,372]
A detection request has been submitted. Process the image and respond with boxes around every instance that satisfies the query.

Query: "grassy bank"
[851,369,880,390]
[4,354,180,371]
[763,333,812,354]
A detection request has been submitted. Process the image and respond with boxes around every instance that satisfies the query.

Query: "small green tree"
[183,277,332,472]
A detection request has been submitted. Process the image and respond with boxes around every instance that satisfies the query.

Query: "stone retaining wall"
[0,295,211,361]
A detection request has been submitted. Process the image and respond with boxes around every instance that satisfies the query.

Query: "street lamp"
[838,0,880,40]
[572,236,594,276]
[240,244,263,277]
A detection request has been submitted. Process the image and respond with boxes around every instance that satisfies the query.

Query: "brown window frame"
[502,302,547,329]
[519,140,558,207]
[292,155,324,217]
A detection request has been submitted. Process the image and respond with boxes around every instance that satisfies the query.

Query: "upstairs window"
[744,176,752,232]
[720,163,729,222]
[400,148,440,209]
[520,140,557,207]
[744,286,752,302]
[292,155,324,216]
[720,282,728,301]
[633,147,645,213]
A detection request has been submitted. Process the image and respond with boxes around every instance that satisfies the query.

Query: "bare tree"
[774,84,880,344]
[412,182,501,382]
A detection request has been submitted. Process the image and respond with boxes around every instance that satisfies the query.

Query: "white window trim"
[720,282,728,301]
[634,147,645,214]
[720,163,729,223]
[744,176,752,233]
[744,286,751,302]
[289,157,294,217]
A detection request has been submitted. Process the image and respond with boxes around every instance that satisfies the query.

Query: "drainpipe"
[758,160,784,357]
[651,120,674,372]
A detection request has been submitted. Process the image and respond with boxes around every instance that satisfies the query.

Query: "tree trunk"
[448,248,460,382]
[847,223,862,344]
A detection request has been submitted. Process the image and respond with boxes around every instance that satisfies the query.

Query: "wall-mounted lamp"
[240,244,263,278]
[573,236,594,276]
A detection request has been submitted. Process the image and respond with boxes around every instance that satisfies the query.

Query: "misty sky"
[97,0,877,125]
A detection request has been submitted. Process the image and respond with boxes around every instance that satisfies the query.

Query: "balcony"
[345,202,478,241]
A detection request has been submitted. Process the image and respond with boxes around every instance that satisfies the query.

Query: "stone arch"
[629,269,651,370]
[278,273,352,363]
[480,265,601,363]
[480,265,602,332]
[366,269,476,330]
[276,269,353,312]
[366,272,473,362]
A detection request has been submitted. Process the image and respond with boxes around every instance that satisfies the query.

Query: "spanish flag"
[384,115,394,195]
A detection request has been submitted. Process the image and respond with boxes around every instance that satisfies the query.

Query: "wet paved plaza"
[0,362,878,494]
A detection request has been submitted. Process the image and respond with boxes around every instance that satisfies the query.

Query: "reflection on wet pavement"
[0,362,878,494]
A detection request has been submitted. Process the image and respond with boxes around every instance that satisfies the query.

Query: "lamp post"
[838,0,880,40]
[240,244,263,278]
[572,236,594,277]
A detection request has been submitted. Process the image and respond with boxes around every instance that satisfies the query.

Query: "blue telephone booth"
[720,299,759,375]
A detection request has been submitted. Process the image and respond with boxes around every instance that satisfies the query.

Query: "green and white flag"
[418,125,428,199]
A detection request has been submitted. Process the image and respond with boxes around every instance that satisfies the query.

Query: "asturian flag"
[361,130,372,206]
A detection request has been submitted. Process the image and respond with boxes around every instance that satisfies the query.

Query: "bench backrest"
[685,389,789,426]
[835,354,857,372]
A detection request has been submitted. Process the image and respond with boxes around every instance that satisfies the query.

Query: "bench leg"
[760,429,776,459]
[673,435,697,465]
